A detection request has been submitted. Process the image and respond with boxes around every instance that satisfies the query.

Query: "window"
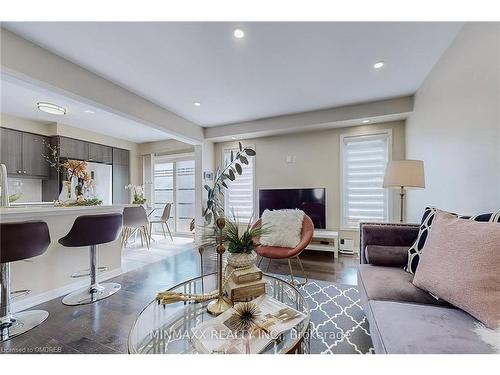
[341,132,391,229]
[153,158,195,234]
[175,160,195,233]
[153,161,175,231]
[223,148,255,221]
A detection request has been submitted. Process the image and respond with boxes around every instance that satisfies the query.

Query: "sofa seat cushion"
[357,264,446,306]
[365,245,409,267]
[367,300,497,353]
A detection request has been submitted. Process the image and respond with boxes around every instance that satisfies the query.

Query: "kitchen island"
[0,204,130,312]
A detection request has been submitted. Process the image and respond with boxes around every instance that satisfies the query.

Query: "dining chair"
[149,203,173,241]
[122,206,150,249]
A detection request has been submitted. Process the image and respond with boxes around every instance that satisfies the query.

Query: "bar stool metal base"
[0,310,49,342]
[62,282,121,306]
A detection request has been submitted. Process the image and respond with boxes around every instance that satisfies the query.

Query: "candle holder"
[207,218,233,316]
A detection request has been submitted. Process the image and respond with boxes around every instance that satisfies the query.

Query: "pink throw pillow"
[413,211,500,329]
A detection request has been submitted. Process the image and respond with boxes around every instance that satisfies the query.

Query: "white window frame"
[222,145,257,222]
[340,129,393,231]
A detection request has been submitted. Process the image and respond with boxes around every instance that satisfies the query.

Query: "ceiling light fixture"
[373,61,385,69]
[231,136,237,140]
[37,102,66,115]
[233,28,245,39]
[84,109,95,114]
[193,101,201,107]
[362,119,371,124]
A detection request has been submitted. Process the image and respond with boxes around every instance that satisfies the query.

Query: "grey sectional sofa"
[358,222,496,354]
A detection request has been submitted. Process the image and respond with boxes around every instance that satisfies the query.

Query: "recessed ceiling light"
[84,110,95,114]
[193,101,201,107]
[233,28,245,39]
[362,119,371,124]
[37,102,66,115]
[373,61,385,69]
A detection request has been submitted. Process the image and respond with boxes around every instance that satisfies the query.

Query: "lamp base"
[207,296,233,316]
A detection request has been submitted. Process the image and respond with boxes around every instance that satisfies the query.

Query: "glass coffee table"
[128,273,310,354]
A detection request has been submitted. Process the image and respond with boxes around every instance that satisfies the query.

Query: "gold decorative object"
[156,290,218,304]
[207,218,233,316]
[225,302,261,333]
[198,245,205,293]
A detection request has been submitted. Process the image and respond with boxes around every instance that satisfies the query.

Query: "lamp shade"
[383,160,425,189]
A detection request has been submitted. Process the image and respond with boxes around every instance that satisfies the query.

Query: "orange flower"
[63,160,88,180]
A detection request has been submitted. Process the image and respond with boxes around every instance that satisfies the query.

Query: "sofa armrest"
[359,222,420,265]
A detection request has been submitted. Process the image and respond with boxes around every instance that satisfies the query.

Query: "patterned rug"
[297,278,374,354]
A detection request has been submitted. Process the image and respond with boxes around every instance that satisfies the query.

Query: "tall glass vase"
[64,180,72,199]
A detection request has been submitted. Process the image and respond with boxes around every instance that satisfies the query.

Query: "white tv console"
[306,229,339,259]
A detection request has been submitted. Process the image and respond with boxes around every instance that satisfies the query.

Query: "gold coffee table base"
[207,296,233,316]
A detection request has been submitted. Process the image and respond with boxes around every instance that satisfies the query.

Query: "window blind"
[342,133,390,229]
[223,148,255,221]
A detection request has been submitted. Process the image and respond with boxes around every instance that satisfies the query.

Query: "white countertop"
[0,204,135,221]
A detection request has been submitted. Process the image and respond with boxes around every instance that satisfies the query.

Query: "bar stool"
[1,221,51,341]
[59,213,122,306]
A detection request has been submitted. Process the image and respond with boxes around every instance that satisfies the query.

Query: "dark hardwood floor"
[0,244,359,354]
[261,250,358,285]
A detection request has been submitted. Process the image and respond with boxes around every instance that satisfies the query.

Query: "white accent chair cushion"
[260,209,305,248]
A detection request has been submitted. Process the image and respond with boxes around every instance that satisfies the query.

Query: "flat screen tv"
[258,188,326,229]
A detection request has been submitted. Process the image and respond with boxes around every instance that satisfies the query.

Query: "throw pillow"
[405,207,500,274]
[260,209,305,248]
[412,211,500,329]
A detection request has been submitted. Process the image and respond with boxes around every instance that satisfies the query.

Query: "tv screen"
[259,188,326,229]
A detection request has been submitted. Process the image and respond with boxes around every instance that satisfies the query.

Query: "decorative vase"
[75,179,83,198]
[62,180,72,200]
[227,251,257,269]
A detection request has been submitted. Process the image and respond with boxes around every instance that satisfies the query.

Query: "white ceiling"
[0,77,171,142]
[3,22,463,127]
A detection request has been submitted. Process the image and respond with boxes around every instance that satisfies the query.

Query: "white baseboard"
[11,268,123,313]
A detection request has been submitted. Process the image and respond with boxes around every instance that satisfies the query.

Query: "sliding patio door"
[152,157,195,235]
[174,160,195,233]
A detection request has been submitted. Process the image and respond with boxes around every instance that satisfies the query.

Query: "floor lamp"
[383,160,425,223]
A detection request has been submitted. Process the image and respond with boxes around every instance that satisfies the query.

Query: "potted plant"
[125,184,147,205]
[225,217,270,268]
[203,212,271,269]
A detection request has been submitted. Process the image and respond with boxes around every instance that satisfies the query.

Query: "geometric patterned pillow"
[405,207,500,274]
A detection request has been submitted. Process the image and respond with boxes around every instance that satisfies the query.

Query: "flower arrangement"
[42,141,100,205]
[125,184,147,204]
[62,159,91,183]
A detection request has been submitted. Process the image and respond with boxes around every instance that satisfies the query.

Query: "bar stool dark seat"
[59,213,123,306]
[1,221,51,341]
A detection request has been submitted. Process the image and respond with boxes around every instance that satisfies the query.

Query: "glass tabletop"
[128,273,310,354]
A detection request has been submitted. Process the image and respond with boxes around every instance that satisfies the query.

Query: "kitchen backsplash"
[8,178,43,203]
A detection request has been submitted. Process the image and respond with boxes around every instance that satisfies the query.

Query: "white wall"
[215,121,406,247]
[406,23,500,221]
[138,139,194,156]
[0,114,56,135]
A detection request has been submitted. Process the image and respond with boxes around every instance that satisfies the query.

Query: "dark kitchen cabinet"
[22,133,50,178]
[89,143,112,164]
[112,148,129,166]
[112,148,130,204]
[0,127,23,175]
[0,128,49,178]
[59,136,89,160]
